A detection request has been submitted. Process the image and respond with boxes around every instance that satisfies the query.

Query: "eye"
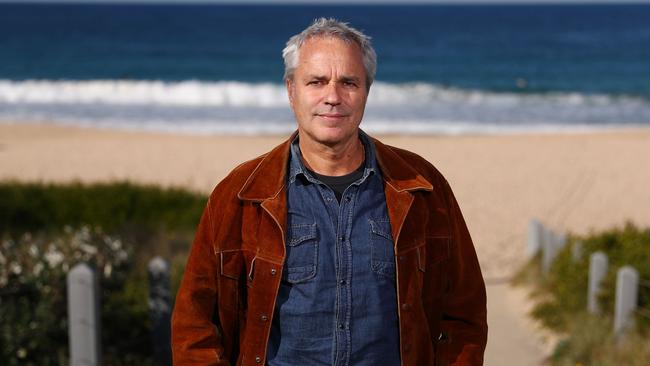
[342,80,358,88]
[307,80,323,86]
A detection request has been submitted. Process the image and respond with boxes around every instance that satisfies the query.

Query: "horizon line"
[2,0,650,4]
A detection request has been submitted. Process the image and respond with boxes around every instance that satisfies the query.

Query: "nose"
[324,82,341,106]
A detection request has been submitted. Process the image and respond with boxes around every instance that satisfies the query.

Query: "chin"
[314,128,351,145]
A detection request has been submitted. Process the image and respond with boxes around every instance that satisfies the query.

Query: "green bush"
[0,181,206,236]
[0,226,152,365]
[515,223,650,365]
[0,181,208,365]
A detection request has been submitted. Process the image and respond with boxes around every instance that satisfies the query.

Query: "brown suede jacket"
[171,133,488,366]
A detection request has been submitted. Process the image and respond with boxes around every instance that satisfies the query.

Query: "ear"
[285,78,294,108]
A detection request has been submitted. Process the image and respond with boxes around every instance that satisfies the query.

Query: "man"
[172,18,487,366]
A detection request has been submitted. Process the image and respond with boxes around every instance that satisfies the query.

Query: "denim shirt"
[266,131,401,366]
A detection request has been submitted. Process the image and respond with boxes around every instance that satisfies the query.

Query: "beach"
[3,122,650,365]
[3,122,649,279]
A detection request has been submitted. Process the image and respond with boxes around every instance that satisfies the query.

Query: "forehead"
[295,36,365,75]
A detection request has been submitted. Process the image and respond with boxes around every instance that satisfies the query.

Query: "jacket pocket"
[218,249,243,313]
[420,236,451,307]
[283,223,318,283]
[369,218,396,279]
[220,249,243,280]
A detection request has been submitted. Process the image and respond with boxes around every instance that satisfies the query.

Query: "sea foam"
[1,79,648,135]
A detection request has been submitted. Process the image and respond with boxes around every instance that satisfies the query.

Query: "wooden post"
[614,266,639,336]
[587,251,608,314]
[67,263,101,366]
[542,229,567,274]
[541,227,555,274]
[148,257,172,366]
[527,218,542,259]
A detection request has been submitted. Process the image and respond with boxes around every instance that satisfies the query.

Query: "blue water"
[1,3,649,134]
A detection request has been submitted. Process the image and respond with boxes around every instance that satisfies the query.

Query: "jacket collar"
[237,130,433,202]
[371,136,433,193]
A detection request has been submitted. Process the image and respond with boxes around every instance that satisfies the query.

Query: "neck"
[298,133,365,177]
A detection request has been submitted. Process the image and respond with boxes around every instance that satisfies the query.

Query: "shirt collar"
[288,129,379,185]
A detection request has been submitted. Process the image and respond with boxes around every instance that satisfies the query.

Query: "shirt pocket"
[283,223,319,284]
[368,218,396,279]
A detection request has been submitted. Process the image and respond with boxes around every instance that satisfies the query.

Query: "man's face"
[286,36,369,148]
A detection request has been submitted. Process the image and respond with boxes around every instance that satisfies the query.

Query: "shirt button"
[260,315,268,322]
[338,324,344,329]
[339,236,345,242]
[340,279,346,284]
[255,356,262,363]
[345,196,351,202]
[270,268,277,276]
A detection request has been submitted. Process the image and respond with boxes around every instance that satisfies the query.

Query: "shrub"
[0,181,208,364]
[0,226,152,365]
[0,181,206,236]
[515,222,650,366]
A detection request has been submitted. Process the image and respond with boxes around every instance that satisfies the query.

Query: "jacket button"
[399,255,406,261]
[260,315,268,322]
[255,356,261,363]
[401,303,409,310]
[270,268,277,276]
[404,344,411,352]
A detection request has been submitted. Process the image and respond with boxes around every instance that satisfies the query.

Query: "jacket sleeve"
[171,198,230,366]
[441,181,488,365]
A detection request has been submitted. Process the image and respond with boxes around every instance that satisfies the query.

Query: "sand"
[3,122,649,279]
[2,121,650,365]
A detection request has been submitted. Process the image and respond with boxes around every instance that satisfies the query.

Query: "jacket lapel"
[236,132,434,253]
[372,137,434,246]
[237,132,295,250]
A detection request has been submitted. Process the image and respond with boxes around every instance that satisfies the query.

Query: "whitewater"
[1,80,649,135]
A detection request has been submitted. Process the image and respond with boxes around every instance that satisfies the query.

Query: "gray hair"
[282,18,377,90]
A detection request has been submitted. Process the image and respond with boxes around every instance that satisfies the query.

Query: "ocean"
[1,3,649,134]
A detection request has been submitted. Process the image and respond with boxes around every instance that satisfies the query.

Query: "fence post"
[527,219,543,258]
[148,256,172,366]
[587,251,608,314]
[542,229,567,274]
[614,266,639,336]
[541,227,555,274]
[67,263,101,366]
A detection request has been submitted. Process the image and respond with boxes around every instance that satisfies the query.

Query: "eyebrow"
[340,76,361,84]
[305,75,361,83]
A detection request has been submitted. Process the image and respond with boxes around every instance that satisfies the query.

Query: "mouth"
[316,113,348,121]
